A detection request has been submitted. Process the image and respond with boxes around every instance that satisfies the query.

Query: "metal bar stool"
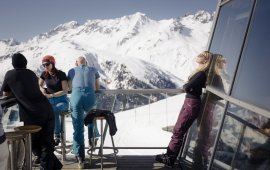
[89,116,118,169]
[6,131,25,170]
[15,125,42,170]
[55,111,72,161]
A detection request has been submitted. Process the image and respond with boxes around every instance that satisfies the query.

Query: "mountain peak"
[53,21,80,32]
[0,38,20,46]
[122,12,150,23]
[191,10,213,23]
[29,21,80,41]
[131,12,147,18]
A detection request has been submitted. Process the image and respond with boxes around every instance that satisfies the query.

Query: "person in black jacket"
[155,51,213,167]
[1,53,62,170]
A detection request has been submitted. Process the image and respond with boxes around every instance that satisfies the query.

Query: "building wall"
[181,0,270,169]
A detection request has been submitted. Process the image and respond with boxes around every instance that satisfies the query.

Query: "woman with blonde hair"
[193,54,226,169]
[215,54,226,74]
[156,51,213,167]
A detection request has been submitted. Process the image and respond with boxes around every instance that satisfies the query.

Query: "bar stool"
[6,131,25,170]
[55,111,72,161]
[15,125,42,170]
[89,116,118,169]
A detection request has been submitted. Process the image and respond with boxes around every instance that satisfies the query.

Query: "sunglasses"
[42,63,51,67]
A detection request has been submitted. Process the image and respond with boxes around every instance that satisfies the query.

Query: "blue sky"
[0,0,218,42]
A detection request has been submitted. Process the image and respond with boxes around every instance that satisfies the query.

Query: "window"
[212,103,270,169]
[209,0,254,94]
[232,0,270,110]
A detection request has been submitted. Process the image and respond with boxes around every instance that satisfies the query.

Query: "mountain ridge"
[0,11,213,89]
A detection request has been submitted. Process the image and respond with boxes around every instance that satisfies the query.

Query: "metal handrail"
[66,89,187,153]
[206,86,270,119]
[96,88,184,95]
[89,88,185,151]
[227,111,270,138]
[2,89,186,166]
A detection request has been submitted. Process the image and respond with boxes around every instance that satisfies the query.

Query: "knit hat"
[42,55,55,65]
[12,53,27,69]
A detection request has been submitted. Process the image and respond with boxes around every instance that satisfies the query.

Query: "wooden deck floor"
[42,154,192,170]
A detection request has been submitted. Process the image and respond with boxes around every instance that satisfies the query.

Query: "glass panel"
[66,91,184,154]
[212,103,270,169]
[96,93,167,112]
[228,103,269,128]
[180,121,199,161]
[234,127,270,169]
[208,54,227,93]
[2,104,22,131]
[193,92,226,169]
[213,115,240,169]
[209,0,254,94]
[232,0,270,110]
[181,92,226,169]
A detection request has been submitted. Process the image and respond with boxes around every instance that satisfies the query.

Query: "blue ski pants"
[70,87,99,159]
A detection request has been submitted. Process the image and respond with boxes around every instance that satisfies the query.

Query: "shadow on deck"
[56,155,192,170]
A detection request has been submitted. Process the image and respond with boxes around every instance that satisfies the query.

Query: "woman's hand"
[44,93,54,99]
[41,90,47,96]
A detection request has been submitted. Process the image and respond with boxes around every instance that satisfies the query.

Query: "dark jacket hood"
[12,53,27,69]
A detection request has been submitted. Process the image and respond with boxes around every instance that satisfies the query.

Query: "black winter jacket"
[84,109,117,136]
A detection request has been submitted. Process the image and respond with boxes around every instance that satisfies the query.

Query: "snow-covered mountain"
[0,11,213,89]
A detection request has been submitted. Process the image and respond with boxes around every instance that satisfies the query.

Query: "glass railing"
[67,89,185,155]
[2,103,22,131]
[178,86,270,169]
[2,89,185,157]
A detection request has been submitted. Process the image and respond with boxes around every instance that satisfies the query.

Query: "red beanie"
[42,55,56,65]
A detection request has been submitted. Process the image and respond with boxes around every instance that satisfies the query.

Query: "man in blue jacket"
[68,56,100,169]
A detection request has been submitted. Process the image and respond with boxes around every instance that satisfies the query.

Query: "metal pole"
[100,119,104,170]
[24,133,32,170]
[149,94,151,124]
[9,140,18,170]
[207,102,228,170]
[231,125,246,170]
[111,135,118,164]
[61,113,66,161]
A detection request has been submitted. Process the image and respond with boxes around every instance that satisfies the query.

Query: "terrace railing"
[89,89,185,152]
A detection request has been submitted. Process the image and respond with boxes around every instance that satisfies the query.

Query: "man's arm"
[68,80,72,92]
[67,69,74,92]
[95,79,100,90]
[3,91,12,97]
[1,72,13,97]
[94,70,100,90]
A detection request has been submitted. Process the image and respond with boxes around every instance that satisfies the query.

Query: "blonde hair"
[189,51,213,79]
[214,54,225,75]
